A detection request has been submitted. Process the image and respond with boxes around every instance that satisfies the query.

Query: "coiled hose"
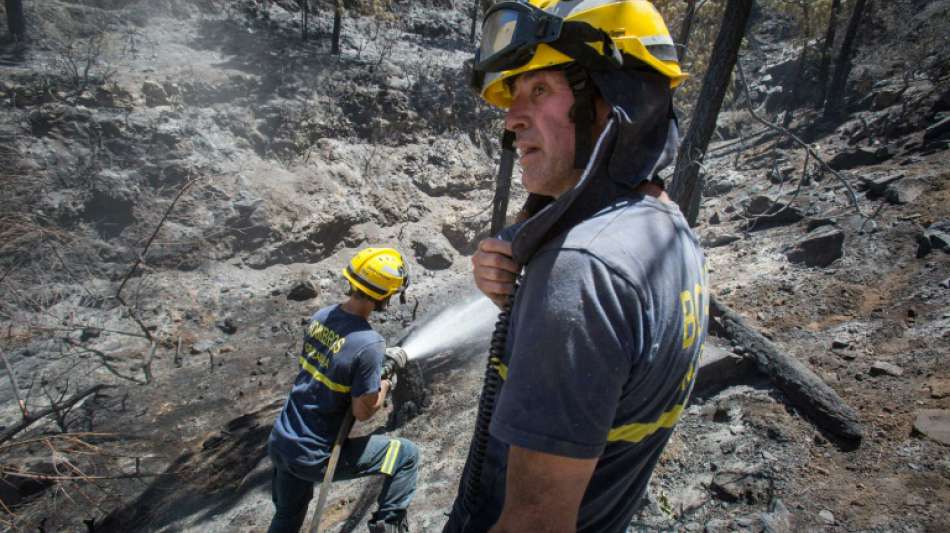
[460,281,519,515]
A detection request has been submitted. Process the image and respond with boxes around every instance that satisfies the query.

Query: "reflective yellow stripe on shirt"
[380,439,401,475]
[298,356,351,394]
[490,357,508,381]
[607,403,686,443]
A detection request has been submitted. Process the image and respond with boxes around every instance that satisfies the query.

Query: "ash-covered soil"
[0,1,948,532]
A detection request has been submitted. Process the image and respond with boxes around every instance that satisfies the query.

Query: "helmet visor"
[474,2,562,76]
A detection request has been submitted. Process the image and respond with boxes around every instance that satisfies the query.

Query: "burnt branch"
[735,58,863,216]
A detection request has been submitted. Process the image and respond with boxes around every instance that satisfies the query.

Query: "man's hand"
[472,238,519,309]
[489,445,597,533]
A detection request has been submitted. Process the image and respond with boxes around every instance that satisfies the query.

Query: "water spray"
[399,293,500,362]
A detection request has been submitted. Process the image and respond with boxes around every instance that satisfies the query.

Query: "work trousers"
[267,435,419,533]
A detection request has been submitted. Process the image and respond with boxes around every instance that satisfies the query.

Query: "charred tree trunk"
[710,297,863,447]
[5,0,26,40]
[301,0,309,41]
[823,0,869,119]
[470,0,478,43]
[677,0,698,64]
[782,1,811,129]
[669,0,754,226]
[816,0,842,107]
[331,0,342,55]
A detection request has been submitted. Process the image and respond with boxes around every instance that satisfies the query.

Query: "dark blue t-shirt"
[448,195,708,532]
[269,304,385,466]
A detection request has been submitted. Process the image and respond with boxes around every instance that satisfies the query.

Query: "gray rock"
[870,361,903,377]
[744,195,804,229]
[916,220,950,258]
[710,468,770,504]
[924,115,950,143]
[760,499,792,533]
[885,177,929,205]
[828,147,891,170]
[190,340,215,354]
[412,237,453,270]
[785,227,845,267]
[705,176,737,197]
[831,337,850,349]
[859,172,904,196]
[704,518,732,533]
[913,409,950,445]
[216,318,238,335]
[142,80,169,107]
[702,232,741,248]
[872,89,902,110]
[287,280,319,301]
[818,509,835,525]
[709,211,721,225]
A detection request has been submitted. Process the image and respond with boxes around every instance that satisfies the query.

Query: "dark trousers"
[268,435,419,533]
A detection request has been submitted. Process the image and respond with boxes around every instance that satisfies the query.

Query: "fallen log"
[710,296,863,447]
[0,384,114,444]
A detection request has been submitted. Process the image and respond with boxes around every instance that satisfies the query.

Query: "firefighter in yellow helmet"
[268,248,418,533]
[447,2,708,532]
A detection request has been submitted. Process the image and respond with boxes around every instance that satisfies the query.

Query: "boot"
[367,515,408,533]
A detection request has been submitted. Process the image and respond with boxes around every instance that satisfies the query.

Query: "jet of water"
[400,292,500,361]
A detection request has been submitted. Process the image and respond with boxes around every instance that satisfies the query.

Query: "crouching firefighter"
[446,1,708,532]
[268,247,418,533]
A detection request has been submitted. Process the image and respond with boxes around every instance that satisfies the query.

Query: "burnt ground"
[0,1,949,532]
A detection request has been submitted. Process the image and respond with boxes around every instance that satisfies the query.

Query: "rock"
[80,327,101,342]
[831,338,850,349]
[818,509,836,525]
[869,361,903,377]
[412,237,454,270]
[702,232,741,248]
[705,175,737,197]
[704,519,732,533]
[916,220,950,258]
[190,340,215,354]
[785,227,845,267]
[913,409,950,445]
[760,499,792,533]
[885,177,928,205]
[710,467,770,504]
[287,280,319,301]
[216,318,238,335]
[924,115,950,144]
[744,195,804,229]
[828,147,891,170]
[695,345,757,397]
[859,173,903,196]
[928,378,950,399]
[142,80,169,107]
[872,89,902,110]
[709,211,721,225]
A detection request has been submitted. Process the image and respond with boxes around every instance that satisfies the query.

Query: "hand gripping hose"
[460,281,519,517]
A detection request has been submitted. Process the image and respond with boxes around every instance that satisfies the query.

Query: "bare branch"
[0,385,114,444]
[735,58,863,216]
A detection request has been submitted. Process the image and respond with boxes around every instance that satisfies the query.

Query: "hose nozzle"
[383,346,409,378]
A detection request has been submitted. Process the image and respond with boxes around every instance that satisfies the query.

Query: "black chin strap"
[565,64,596,170]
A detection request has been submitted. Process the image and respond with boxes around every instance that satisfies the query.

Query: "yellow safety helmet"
[341,248,410,301]
[473,0,687,109]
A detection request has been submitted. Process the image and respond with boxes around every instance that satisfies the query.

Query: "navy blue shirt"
[269,304,385,466]
[450,196,708,532]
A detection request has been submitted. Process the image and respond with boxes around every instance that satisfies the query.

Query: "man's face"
[504,70,582,198]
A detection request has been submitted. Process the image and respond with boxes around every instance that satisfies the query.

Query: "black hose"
[460,282,518,515]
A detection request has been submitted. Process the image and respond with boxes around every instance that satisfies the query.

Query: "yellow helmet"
[473,0,686,109]
[341,248,410,301]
